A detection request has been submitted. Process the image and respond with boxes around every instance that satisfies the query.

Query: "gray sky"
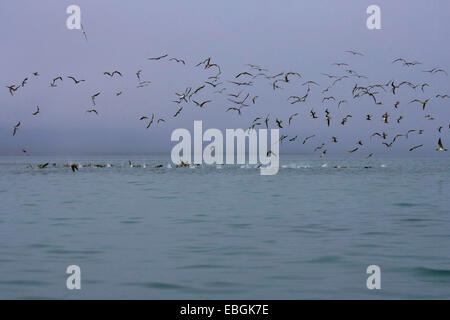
[1,0,449,156]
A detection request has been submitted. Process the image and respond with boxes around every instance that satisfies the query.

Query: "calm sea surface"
[0,155,449,299]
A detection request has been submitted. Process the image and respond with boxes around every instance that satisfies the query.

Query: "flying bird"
[303,135,315,144]
[193,100,211,108]
[6,85,20,96]
[226,107,242,115]
[169,57,186,65]
[91,92,100,105]
[288,113,299,125]
[173,107,183,117]
[32,106,40,116]
[345,50,364,56]
[146,114,155,129]
[67,76,85,84]
[13,121,21,136]
[409,144,423,152]
[81,23,88,41]
[148,54,168,60]
[104,71,122,77]
[409,99,429,110]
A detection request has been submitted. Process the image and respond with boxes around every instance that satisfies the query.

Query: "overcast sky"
[1,0,449,156]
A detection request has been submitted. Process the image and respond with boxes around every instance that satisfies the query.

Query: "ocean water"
[0,155,449,299]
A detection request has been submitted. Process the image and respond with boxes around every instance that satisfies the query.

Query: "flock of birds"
[4,48,450,170]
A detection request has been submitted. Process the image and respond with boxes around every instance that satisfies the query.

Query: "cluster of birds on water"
[24,161,184,172]
[5,47,450,170]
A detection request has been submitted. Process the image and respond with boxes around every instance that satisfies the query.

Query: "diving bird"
[436,138,447,151]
